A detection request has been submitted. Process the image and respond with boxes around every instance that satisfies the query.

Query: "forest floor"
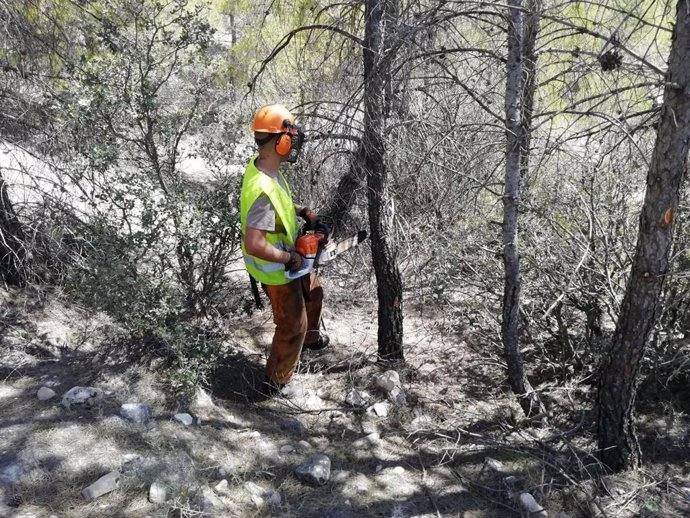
[0,283,688,518]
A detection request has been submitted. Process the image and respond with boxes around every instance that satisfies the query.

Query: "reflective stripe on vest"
[243,255,285,273]
[239,158,298,286]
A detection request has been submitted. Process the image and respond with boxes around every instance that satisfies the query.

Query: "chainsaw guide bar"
[285,230,368,280]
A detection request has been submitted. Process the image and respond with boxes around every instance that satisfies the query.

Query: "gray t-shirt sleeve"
[246,194,275,231]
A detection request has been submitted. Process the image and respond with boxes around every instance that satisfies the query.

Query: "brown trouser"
[262,272,323,384]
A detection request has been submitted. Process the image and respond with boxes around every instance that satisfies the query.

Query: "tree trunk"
[0,170,27,287]
[363,0,404,361]
[502,0,544,417]
[519,0,541,189]
[597,0,690,472]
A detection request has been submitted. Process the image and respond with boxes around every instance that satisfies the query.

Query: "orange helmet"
[251,104,295,134]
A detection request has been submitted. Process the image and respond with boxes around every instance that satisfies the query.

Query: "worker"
[239,104,330,395]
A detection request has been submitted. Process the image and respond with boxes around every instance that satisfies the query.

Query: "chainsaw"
[285,229,368,280]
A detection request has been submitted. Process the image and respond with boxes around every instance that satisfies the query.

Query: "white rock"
[280,383,306,399]
[193,387,214,408]
[148,480,168,503]
[173,413,193,426]
[120,403,152,425]
[244,481,264,505]
[37,387,56,401]
[296,440,312,452]
[214,479,229,493]
[518,492,547,518]
[197,485,224,511]
[81,470,120,501]
[244,481,263,495]
[374,371,400,393]
[295,454,331,486]
[367,402,390,417]
[484,457,506,473]
[61,386,102,410]
[345,388,371,407]
[353,432,380,448]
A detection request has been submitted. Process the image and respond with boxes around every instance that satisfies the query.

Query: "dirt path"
[1,287,688,517]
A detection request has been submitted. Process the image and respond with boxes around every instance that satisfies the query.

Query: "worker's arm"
[244,227,290,264]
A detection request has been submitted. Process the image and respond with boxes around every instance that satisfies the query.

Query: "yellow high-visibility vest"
[239,157,297,285]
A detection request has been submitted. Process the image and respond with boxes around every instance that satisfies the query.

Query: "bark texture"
[597,0,690,472]
[0,170,27,287]
[363,0,404,361]
[502,0,544,417]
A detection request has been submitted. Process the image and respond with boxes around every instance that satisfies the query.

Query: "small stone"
[310,436,330,449]
[0,461,22,484]
[280,444,295,454]
[193,387,214,408]
[119,403,152,425]
[296,440,312,452]
[389,466,406,475]
[353,432,380,448]
[61,386,102,410]
[279,417,305,436]
[214,479,229,493]
[518,492,547,518]
[345,388,371,407]
[367,402,390,417]
[81,470,120,501]
[374,371,400,393]
[388,387,407,406]
[37,387,56,401]
[148,480,168,503]
[244,481,263,496]
[294,454,331,486]
[280,383,306,399]
[197,485,224,511]
[173,413,193,426]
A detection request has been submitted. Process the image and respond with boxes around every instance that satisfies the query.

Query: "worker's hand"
[284,250,304,272]
[298,208,330,242]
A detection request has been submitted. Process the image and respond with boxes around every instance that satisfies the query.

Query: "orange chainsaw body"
[295,232,326,258]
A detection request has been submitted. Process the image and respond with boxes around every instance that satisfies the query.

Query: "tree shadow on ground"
[208,350,268,404]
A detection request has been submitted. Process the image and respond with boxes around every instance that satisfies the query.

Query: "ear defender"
[273,119,294,157]
[275,132,293,156]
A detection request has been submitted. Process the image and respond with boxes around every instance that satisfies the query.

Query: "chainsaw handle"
[285,257,315,280]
